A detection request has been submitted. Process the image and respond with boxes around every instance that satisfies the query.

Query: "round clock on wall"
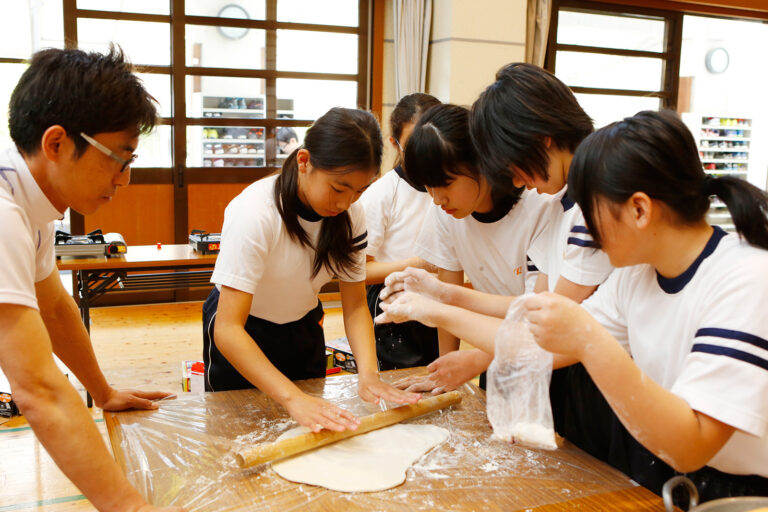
[705,47,729,74]
[217,4,250,40]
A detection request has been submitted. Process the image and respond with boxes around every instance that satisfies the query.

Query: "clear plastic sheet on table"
[104,371,641,512]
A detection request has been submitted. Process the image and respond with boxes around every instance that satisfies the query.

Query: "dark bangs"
[402,104,479,189]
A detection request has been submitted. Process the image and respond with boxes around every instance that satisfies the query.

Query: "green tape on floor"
[0,494,86,511]
[0,418,104,433]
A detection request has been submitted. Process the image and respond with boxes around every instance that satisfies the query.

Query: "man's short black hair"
[9,46,157,157]
[470,63,593,191]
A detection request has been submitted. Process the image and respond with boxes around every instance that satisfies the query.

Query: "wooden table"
[104,370,664,511]
[57,244,217,332]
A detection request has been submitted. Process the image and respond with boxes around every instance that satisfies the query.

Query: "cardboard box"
[181,360,205,392]
[325,337,356,373]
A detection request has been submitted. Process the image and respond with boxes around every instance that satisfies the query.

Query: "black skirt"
[550,363,768,504]
[366,283,439,371]
[202,287,327,392]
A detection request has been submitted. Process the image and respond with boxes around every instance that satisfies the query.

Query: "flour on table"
[271,424,449,492]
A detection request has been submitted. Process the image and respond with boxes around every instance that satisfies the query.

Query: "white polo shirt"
[527,186,613,290]
[359,166,433,262]
[583,227,768,477]
[414,190,552,295]
[211,174,367,325]
[0,148,61,310]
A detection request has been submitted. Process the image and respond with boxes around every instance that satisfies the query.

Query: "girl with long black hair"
[203,107,420,433]
[525,109,768,499]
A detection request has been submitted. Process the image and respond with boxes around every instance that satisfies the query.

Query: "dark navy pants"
[202,287,326,391]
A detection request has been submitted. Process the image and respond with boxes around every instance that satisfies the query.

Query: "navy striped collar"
[560,193,576,211]
[656,226,727,294]
[394,165,426,192]
[296,198,322,222]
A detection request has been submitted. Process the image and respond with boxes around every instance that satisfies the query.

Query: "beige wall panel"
[449,40,525,105]
[382,41,397,105]
[431,0,454,41]
[426,40,452,102]
[384,0,395,40]
[451,0,526,43]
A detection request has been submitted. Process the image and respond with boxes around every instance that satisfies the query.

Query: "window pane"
[77,19,170,66]
[277,0,358,27]
[556,51,664,92]
[187,126,265,168]
[186,0,265,20]
[277,79,357,120]
[277,30,357,74]
[575,93,661,129]
[0,64,28,150]
[77,0,170,15]
[137,73,172,118]
[557,10,665,53]
[186,77,267,118]
[135,125,172,168]
[186,25,266,69]
[0,0,63,59]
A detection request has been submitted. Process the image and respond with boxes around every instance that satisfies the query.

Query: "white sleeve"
[414,205,462,272]
[359,173,392,259]
[0,194,38,309]
[560,207,613,286]
[581,269,631,354]
[339,202,368,282]
[36,222,57,283]
[670,254,768,437]
[211,197,276,294]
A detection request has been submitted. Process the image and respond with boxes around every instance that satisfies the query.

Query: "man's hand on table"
[97,388,176,411]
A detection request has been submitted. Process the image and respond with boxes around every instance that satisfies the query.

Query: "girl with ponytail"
[525,109,768,500]
[203,107,420,433]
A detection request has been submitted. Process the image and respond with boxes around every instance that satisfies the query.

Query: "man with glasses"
[0,47,184,512]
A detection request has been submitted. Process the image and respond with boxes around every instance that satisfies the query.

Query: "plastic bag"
[487,295,557,450]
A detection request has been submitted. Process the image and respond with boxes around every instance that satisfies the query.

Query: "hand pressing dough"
[271,423,449,492]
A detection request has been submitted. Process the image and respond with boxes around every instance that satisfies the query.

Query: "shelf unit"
[200,96,293,168]
[697,116,752,232]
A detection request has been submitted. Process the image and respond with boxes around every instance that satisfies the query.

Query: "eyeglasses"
[80,132,137,173]
[394,138,404,153]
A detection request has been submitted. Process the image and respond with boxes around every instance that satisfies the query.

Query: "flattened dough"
[271,424,449,492]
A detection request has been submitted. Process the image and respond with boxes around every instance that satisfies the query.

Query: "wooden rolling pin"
[235,390,462,468]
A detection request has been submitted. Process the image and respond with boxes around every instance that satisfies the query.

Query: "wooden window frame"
[62,0,372,242]
[546,0,683,110]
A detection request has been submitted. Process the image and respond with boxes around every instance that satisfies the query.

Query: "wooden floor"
[0,301,348,511]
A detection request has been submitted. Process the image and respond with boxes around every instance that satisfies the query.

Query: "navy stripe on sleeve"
[352,241,368,252]
[691,343,768,372]
[351,231,367,245]
[567,237,597,248]
[695,327,768,352]
[570,225,590,234]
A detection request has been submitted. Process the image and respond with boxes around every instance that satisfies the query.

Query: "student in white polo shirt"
[203,108,420,434]
[387,103,551,391]
[526,110,768,500]
[361,93,441,370]
[388,66,612,395]
[0,48,181,512]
